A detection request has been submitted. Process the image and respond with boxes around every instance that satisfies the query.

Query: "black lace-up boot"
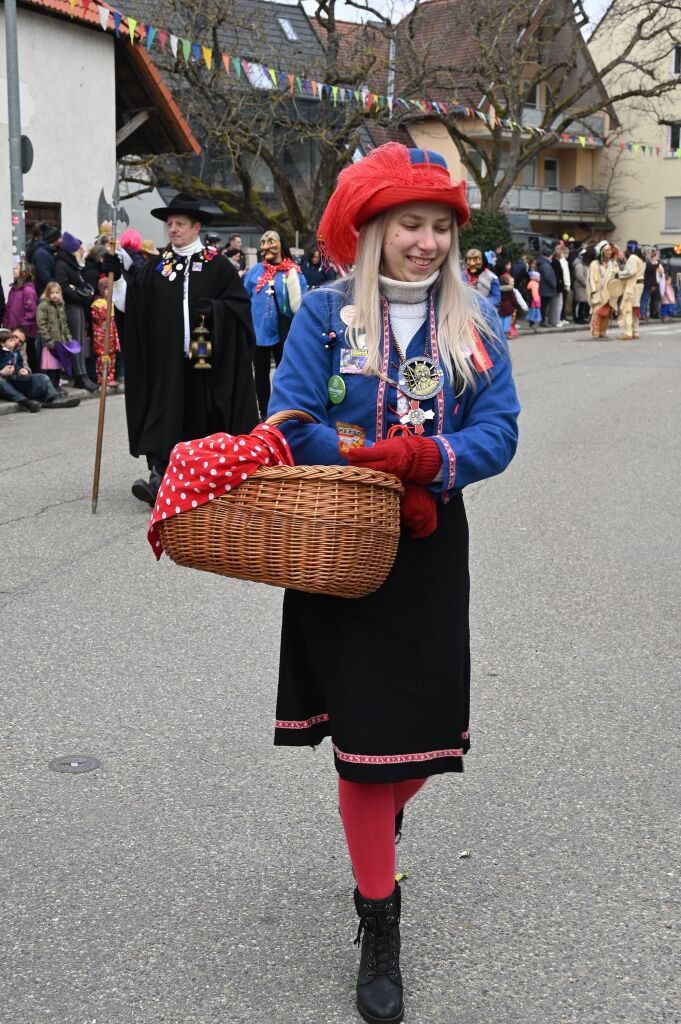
[353,884,404,1023]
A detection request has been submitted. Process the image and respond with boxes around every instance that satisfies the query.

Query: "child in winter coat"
[36,282,78,389]
[660,275,676,321]
[90,278,120,386]
[526,269,542,331]
[2,264,38,370]
[498,274,521,336]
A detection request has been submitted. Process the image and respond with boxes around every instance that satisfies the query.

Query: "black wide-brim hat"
[151,191,214,224]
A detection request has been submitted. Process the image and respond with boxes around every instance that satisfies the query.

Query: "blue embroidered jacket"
[268,283,520,496]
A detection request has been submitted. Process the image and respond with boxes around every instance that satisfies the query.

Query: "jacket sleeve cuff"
[431,436,456,493]
[112,278,127,313]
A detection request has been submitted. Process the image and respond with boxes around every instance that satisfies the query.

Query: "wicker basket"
[158,410,404,598]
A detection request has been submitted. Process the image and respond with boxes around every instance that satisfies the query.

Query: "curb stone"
[0,383,125,417]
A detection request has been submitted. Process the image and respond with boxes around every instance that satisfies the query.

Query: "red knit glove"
[346,435,442,484]
[401,484,437,538]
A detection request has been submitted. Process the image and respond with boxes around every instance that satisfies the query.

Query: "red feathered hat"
[317,143,469,269]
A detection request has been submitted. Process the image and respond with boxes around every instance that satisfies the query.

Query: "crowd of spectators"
[2,216,677,415]
[466,235,680,335]
[0,220,163,412]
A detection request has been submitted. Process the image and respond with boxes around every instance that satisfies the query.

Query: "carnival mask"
[465,249,483,274]
[260,231,282,264]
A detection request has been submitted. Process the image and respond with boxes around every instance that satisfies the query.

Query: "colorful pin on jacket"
[268,285,520,496]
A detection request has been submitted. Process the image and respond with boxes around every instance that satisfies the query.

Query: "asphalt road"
[1,324,680,1024]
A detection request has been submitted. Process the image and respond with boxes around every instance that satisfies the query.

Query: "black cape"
[123,250,259,461]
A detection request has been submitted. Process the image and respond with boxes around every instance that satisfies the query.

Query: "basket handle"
[265,409,317,428]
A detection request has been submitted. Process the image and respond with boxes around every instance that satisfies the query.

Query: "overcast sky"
[290,0,610,35]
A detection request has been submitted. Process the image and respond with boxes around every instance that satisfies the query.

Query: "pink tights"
[338,778,427,899]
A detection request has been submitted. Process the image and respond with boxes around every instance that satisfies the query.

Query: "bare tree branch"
[132,0,681,226]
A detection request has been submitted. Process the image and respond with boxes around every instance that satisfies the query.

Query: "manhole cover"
[48,754,101,774]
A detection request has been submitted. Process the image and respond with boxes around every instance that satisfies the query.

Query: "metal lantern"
[189,314,212,369]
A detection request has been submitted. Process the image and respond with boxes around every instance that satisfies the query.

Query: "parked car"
[507,213,560,256]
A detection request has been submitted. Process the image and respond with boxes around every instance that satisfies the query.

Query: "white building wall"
[589,23,681,246]
[0,9,117,274]
[118,187,169,248]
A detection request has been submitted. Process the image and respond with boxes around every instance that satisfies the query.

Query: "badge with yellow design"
[336,422,366,455]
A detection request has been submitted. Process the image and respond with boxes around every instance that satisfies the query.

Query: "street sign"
[20,134,33,174]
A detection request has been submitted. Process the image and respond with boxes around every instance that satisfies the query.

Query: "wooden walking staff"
[91,173,120,514]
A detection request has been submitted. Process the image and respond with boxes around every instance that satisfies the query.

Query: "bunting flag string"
[87,0,681,159]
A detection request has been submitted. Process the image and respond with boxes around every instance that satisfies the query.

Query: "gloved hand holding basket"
[150,410,404,599]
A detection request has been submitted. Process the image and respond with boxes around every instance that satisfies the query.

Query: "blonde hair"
[41,281,63,302]
[342,214,492,393]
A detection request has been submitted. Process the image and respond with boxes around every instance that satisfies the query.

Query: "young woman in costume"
[268,143,520,1024]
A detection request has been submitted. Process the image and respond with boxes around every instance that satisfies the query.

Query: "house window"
[671,124,681,151]
[674,44,681,75]
[277,17,298,41]
[466,149,484,181]
[544,158,559,189]
[525,83,538,108]
[493,152,510,184]
[244,61,274,90]
[24,201,61,236]
[664,197,681,230]
[518,159,536,187]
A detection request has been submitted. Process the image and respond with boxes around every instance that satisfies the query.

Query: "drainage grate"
[48,754,101,774]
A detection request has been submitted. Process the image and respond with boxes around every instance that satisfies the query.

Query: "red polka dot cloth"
[147,423,294,560]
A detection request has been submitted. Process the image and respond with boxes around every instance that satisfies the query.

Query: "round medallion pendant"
[397,356,444,401]
[408,406,427,426]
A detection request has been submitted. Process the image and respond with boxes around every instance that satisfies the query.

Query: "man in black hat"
[203,231,223,254]
[105,192,259,506]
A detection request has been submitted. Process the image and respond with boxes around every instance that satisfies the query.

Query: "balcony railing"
[519,108,606,137]
[466,184,609,218]
[563,114,606,137]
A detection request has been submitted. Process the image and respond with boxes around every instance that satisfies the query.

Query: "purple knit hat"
[61,231,82,253]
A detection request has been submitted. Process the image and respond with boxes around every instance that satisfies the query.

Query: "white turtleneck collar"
[379,269,440,304]
[376,270,440,422]
[171,238,204,257]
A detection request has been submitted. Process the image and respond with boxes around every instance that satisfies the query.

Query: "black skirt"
[274,493,471,782]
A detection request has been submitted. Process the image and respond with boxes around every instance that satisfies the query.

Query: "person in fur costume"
[586,241,617,338]
[614,241,645,339]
